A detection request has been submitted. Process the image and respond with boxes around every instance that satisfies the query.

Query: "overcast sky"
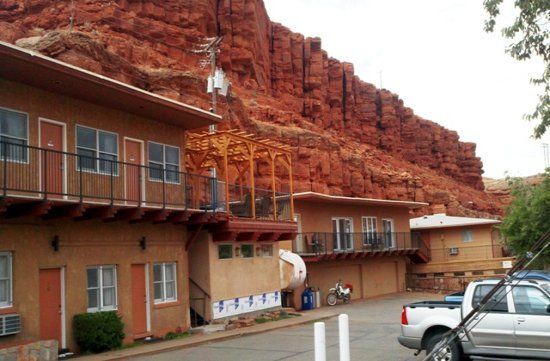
[263,0,549,179]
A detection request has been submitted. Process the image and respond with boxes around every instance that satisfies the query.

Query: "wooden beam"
[43,203,88,220]
[105,208,144,222]
[5,201,51,219]
[185,223,204,251]
[132,209,169,223]
[77,206,118,221]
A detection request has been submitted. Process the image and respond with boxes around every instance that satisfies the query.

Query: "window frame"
[147,141,181,184]
[76,125,119,176]
[0,107,29,164]
[260,244,273,257]
[86,265,118,313]
[0,252,13,308]
[461,229,473,242]
[218,244,233,260]
[240,244,254,258]
[153,262,177,304]
[361,216,378,245]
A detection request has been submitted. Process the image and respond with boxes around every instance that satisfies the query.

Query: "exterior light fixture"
[51,235,60,252]
[139,236,146,250]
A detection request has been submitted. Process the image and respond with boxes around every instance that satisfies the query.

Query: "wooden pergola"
[185,129,294,220]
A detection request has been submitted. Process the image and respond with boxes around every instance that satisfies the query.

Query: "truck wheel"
[425,333,462,361]
[326,292,337,306]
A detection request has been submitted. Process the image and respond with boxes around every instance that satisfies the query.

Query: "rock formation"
[0,0,502,216]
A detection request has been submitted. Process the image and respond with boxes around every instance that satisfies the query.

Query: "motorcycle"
[326,280,352,306]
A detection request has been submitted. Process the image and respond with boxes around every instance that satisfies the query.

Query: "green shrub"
[73,311,125,353]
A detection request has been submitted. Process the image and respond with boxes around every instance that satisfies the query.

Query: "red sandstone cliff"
[0,0,501,216]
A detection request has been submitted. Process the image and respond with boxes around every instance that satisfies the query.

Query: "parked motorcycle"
[326,280,352,306]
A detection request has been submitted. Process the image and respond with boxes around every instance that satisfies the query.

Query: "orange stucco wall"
[425,224,497,263]
[0,218,189,350]
[188,235,282,320]
[294,201,411,234]
[288,199,412,308]
[291,257,407,308]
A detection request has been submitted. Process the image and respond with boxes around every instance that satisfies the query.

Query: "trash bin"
[301,288,314,310]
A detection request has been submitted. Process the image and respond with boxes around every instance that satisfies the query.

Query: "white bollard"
[339,314,350,361]
[314,321,326,361]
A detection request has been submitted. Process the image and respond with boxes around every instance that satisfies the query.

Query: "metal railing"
[293,231,421,255]
[226,183,291,221]
[0,141,293,220]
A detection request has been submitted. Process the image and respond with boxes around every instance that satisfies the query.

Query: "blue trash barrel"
[301,288,313,310]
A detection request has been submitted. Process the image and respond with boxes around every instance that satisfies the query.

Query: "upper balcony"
[0,141,292,226]
[294,231,430,263]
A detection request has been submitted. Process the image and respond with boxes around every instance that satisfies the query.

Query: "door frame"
[39,266,66,349]
[332,217,354,251]
[123,137,145,205]
[38,118,67,199]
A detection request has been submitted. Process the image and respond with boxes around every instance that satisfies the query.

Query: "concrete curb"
[73,309,341,361]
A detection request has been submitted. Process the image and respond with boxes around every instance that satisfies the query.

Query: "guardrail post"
[138,165,142,205]
[314,322,326,361]
[2,142,7,197]
[78,155,83,202]
[339,314,350,361]
[162,167,166,208]
[43,148,48,200]
[110,160,114,205]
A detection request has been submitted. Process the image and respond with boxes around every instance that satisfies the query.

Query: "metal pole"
[2,142,7,197]
[338,314,350,361]
[314,322,326,361]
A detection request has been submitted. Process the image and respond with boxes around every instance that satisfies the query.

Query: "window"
[0,252,12,308]
[471,285,508,312]
[148,142,180,183]
[362,216,377,245]
[87,265,117,312]
[382,218,395,248]
[513,286,550,314]
[0,108,28,162]
[154,262,177,303]
[260,244,273,257]
[76,126,118,174]
[461,229,473,242]
[218,245,233,259]
[241,244,253,258]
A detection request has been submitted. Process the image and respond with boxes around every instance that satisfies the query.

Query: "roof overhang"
[292,191,428,209]
[410,220,501,230]
[0,41,221,130]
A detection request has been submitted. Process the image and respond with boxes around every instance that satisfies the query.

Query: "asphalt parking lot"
[123,292,436,361]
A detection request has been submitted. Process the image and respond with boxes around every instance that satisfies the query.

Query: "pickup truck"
[398,278,550,361]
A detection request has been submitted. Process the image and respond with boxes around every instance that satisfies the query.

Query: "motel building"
[0,41,299,352]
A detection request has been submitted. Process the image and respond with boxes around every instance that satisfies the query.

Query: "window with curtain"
[76,126,118,174]
[0,108,28,162]
[0,252,12,308]
[87,265,117,312]
[153,262,177,303]
[148,142,180,183]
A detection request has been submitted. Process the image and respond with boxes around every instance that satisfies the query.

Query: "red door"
[125,139,142,204]
[40,121,64,198]
[131,264,148,337]
[39,268,62,345]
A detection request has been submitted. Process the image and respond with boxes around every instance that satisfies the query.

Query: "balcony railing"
[293,231,421,255]
[0,141,292,220]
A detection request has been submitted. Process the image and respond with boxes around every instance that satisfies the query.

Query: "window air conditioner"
[0,314,21,336]
[448,247,459,255]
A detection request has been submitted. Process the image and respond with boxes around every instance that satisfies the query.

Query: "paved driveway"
[130,292,436,361]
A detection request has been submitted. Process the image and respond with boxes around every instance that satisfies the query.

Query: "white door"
[382,219,395,248]
[512,285,550,351]
[362,216,377,246]
[332,217,353,251]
